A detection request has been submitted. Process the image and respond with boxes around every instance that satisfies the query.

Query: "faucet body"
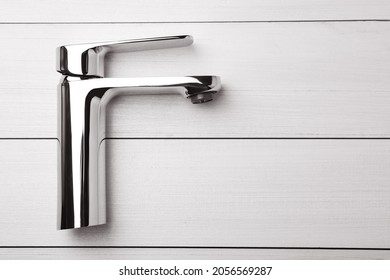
[57,36,221,229]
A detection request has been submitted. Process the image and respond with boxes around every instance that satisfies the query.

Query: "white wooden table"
[0,0,390,259]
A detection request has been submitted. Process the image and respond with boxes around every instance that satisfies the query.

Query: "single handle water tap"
[57,35,221,230]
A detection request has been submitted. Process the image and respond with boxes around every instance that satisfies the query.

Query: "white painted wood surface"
[2,248,390,260]
[0,1,389,259]
[1,0,389,22]
[0,23,390,137]
[0,140,389,252]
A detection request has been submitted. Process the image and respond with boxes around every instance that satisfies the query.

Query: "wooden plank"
[1,248,390,260]
[1,0,389,22]
[0,22,389,138]
[0,140,389,248]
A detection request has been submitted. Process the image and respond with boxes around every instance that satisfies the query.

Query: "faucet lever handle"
[56,35,193,78]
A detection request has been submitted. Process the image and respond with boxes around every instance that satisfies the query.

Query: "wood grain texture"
[0,140,389,250]
[2,248,390,260]
[0,22,389,138]
[1,0,389,22]
[1,0,390,260]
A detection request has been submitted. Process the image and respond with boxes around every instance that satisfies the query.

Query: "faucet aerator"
[190,92,215,104]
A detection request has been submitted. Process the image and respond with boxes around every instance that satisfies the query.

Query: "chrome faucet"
[57,35,221,230]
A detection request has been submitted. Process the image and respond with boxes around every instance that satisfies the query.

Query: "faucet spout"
[58,76,221,229]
